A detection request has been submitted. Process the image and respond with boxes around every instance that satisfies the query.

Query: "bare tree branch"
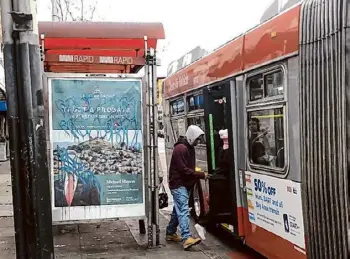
[53,0,97,21]
[63,0,76,21]
[80,0,84,21]
[55,0,66,21]
[88,5,96,21]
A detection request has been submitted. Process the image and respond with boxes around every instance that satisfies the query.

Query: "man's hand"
[204,173,212,180]
[200,172,211,180]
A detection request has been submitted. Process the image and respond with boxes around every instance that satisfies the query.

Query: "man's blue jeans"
[166,186,191,241]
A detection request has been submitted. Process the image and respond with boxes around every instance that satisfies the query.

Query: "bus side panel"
[233,75,246,237]
[240,57,306,259]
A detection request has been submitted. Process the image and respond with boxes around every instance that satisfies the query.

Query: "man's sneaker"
[166,233,182,242]
[183,237,201,250]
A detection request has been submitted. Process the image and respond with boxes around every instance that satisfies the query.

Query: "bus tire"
[190,182,204,222]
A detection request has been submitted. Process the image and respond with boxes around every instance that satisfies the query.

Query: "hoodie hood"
[185,125,205,145]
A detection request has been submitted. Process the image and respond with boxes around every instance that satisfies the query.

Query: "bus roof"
[163,4,301,99]
[39,21,165,74]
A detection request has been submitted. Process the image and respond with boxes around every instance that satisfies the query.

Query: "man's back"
[168,137,197,190]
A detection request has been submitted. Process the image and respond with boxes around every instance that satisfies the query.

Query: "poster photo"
[48,76,145,222]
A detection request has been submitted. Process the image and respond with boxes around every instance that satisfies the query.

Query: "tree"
[52,0,98,21]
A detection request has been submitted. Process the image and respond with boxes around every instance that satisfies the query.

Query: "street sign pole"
[0,0,54,257]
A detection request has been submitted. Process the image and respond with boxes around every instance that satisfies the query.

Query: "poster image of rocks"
[51,78,143,207]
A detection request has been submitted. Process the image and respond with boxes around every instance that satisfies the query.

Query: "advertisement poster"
[49,77,144,221]
[245,171,305,249]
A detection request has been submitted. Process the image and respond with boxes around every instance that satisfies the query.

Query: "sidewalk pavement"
[0,162,12,218]
[0,216,234,259]
[0,154,235,259]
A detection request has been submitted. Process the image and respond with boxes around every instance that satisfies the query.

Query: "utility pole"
[0,0,54,258]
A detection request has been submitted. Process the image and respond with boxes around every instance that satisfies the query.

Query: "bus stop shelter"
[39,21,165,248]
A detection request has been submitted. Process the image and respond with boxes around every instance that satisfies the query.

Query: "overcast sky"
[37,0,274,76]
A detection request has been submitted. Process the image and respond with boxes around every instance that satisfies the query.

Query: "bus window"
[249,75,264,101]
[187,94,204,112]
[264,70,284,97]
[171,118,186,140]
[170,98,185,115]
[248,109,285,169]
[249,69,284,101]
[171,120,179,139]
[247,67,286,173]
[187,116,206,144]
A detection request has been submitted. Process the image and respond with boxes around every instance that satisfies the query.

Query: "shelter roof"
[39,21,165,73]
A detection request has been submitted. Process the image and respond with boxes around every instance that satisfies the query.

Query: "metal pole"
[148,48,155,245]
[144,36,153,248]
[17,0,54,254]
[150,48,160,246]
[28,7,54,256]
[1,0,55,257]
[0,0,26,257]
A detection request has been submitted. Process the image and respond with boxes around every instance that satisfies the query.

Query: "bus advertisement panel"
[245,172,305,249]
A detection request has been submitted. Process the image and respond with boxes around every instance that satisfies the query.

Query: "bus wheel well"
[189,182,204,222]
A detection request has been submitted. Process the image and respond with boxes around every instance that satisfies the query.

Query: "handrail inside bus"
[252,114,283,119]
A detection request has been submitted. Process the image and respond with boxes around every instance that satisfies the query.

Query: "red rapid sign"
[45,54,146,66]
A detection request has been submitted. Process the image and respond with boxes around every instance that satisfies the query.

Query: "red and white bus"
[162,1,349,259]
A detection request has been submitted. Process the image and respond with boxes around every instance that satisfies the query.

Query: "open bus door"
[202,80,239,230]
